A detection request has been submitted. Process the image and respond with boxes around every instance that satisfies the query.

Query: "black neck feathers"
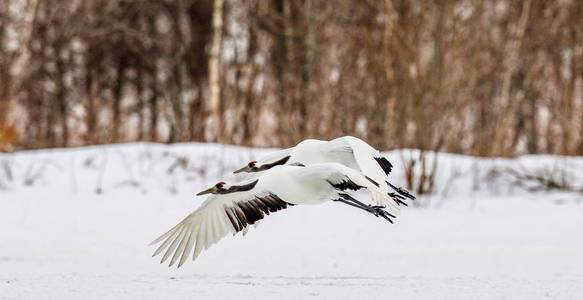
[218,179,259,194]
[251,155,291,172]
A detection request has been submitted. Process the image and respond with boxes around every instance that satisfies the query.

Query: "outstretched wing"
[150,190,290,268]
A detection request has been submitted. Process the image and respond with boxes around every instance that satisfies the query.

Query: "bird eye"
[248,161,256,167]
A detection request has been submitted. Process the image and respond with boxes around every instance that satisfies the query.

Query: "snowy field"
[1,143,583,299]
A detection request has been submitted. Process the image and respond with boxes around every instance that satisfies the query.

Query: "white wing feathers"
[150,195,236,267]
[151,189,290,267]
[257,148,293,165]
[345,137,389,180]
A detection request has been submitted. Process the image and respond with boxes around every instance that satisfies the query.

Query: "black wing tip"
[395,199,408,207]
[374,157,393,175]
[388,192,405,200]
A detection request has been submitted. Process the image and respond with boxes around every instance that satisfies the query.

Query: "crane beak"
[196,186,216,196]
[233,166,250,174]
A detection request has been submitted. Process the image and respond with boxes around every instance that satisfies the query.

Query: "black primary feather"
[374,157,393,175]
[224,193,291,232]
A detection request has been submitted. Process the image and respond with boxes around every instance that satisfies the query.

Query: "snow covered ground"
[1,143,582,299]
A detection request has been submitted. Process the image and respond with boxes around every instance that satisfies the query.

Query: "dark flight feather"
[374,157,393,175]
[224,193,290,232]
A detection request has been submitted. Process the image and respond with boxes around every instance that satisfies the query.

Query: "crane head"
[233,161,257,174]
[196,181,227,196]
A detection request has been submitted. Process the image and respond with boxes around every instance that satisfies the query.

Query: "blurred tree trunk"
[575,41,583,155]
[8,0,39,102]
[492,0,532,156]
[209,0,224,143]
[0,4,7,101]
[298,0,314,139]
[111,58,126,143]
[169,2,187,143]
[43,94,55,148]
[136,69,145,141]
[169,65,185,143]
[186,0,212,142]
[0,2,12,149]
[0,4,10,114]
[149,78,159,142]
[430,0,447,101]
[56,55,68,147]
[85,70,98,145]
[283,0,296,145]
[560,32,580,155]
[189,83,205,141]
[383,0,396,150]
[223,40,242,144]
[238,11,258,146]
[525,88,538,154]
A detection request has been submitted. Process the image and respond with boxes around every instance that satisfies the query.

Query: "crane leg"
[334,194,394,223]
[386,181,416,200]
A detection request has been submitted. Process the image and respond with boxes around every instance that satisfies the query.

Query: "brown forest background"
[0,0,582,157]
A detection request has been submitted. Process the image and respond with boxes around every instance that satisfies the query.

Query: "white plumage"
[151,162,400,268]
[234,136,413,206]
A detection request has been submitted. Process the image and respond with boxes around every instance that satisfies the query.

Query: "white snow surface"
[1,143,582,299]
